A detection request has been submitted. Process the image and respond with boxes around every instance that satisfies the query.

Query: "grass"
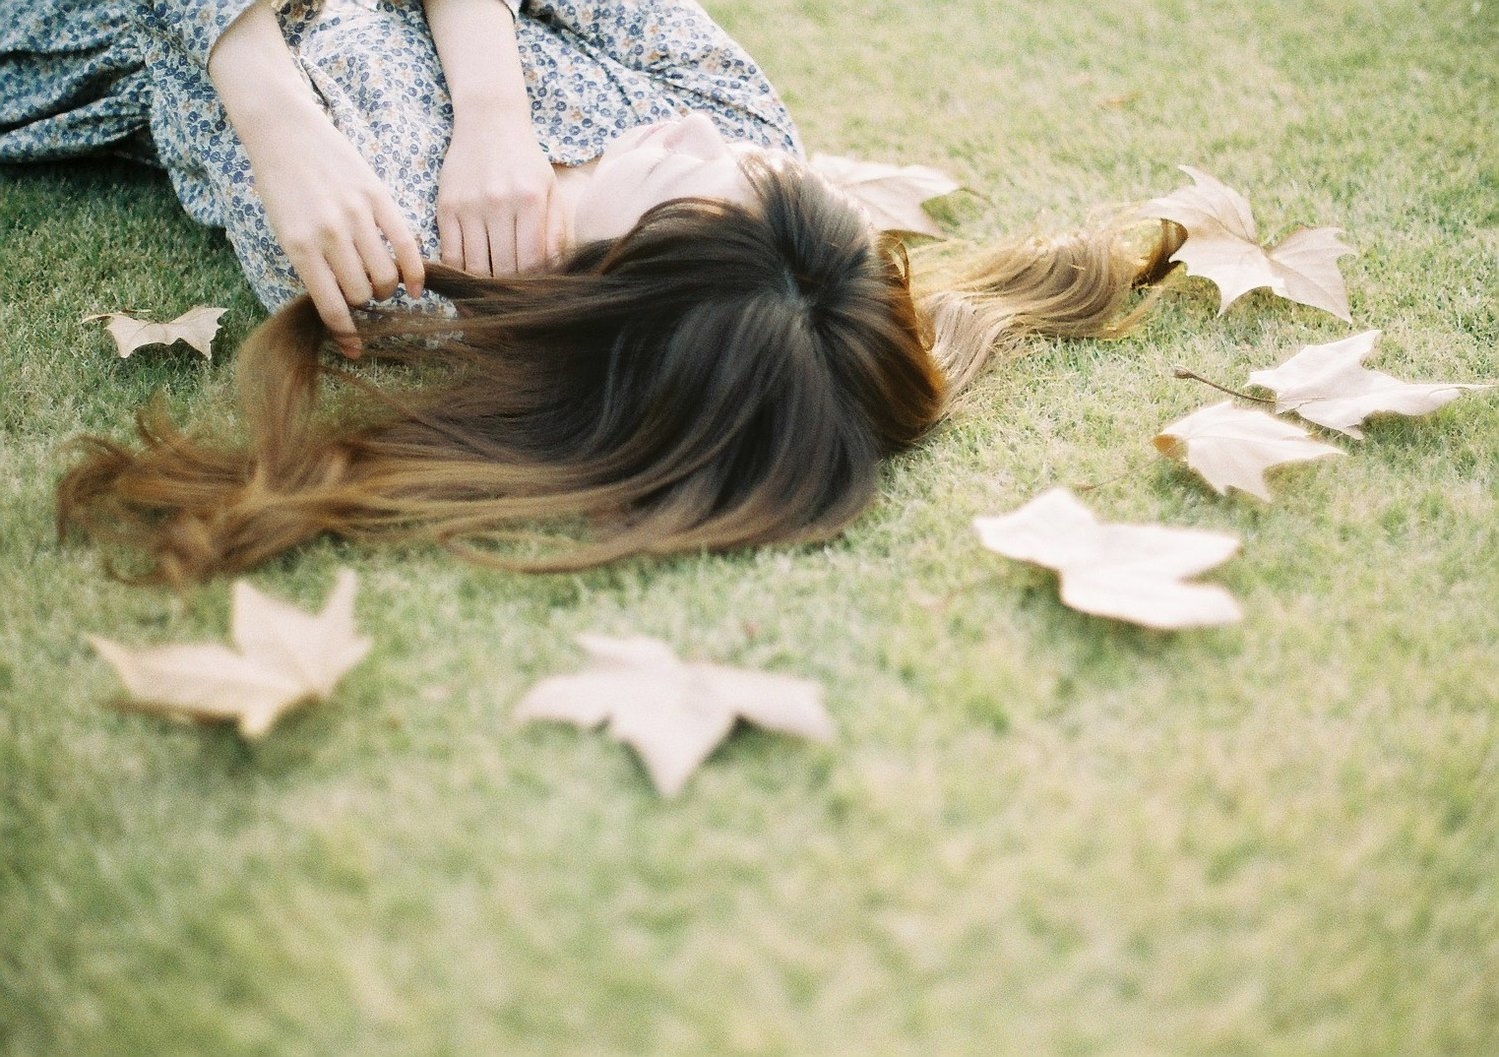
[2,0,1496,1053]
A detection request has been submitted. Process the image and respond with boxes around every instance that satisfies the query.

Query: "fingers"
[298,258,363,358]
[290,203,419,358]
[437,205,464,271]
[461,216,497,276]
[373,195,425,298]
[352,224,400,302]
[543,191,567,267]
[436,176,559,276]
[441,204,500,275]
[326,240,376,307]
[283,236,366,357]
[514,198,549,274]
[516,182,566,272]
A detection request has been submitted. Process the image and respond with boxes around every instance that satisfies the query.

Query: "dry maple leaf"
[83,305,226,359]
[808,154,960,237]
[973,488,1243,629]
[515,634,834,797]
[1154,400,1344,500]
[1247,330,1494,439]
[90,569,371,739]
[1140,166,1354,321]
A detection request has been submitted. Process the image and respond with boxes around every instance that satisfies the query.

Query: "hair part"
[59,161,944,584]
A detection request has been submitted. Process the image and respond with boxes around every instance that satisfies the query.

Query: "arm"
[425,0,565,273]
[207,2,424,355]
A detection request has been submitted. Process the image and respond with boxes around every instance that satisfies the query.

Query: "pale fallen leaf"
[973,488,1243,629]
[1154,400,1344,500]
[515,634,833,796]
[83,305,226,359]
[1140,167,1354,320]
[1248,330,1494,438]
[809,154,960,237]
[90,569,371,739]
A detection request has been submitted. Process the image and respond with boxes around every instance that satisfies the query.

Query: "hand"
[207,2,423,357]
[246,110,425,357]
[436,119,565,275]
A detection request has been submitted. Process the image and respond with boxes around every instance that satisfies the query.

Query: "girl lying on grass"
[15,0,1171,584]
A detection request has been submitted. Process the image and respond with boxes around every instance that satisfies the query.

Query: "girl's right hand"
[209,2,424,357]
[244,110,426,357]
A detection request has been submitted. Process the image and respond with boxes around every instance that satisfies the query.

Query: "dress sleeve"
[138,0,265,68]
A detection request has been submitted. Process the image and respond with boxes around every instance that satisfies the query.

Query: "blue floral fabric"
[0,1,153,162]
[2,0,801,310]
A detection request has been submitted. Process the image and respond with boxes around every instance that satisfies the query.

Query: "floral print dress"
[0,2,154,163]
[1,0,801,310]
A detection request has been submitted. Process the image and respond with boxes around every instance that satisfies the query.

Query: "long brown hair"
[56,160,1170,586]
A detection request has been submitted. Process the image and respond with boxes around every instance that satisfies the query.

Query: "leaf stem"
[1172,366,1274,403]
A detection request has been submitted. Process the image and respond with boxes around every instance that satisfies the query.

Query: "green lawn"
[3,1,1496,1054]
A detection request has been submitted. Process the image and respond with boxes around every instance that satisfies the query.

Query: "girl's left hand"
[436,119,566,275]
